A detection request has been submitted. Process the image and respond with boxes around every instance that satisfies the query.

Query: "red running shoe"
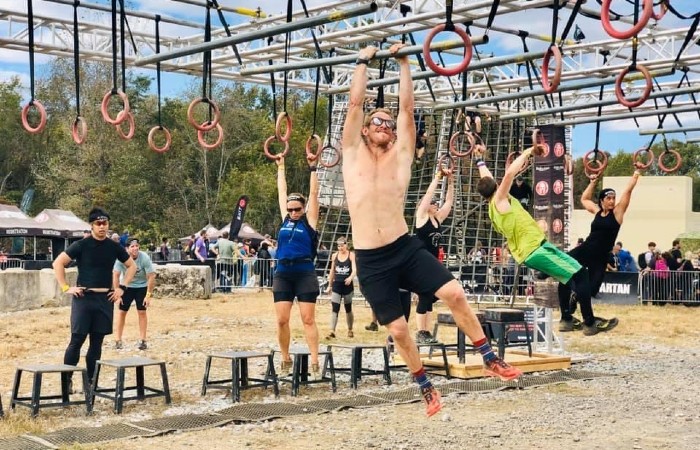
[422,386,443,418]
[483,357,523,381]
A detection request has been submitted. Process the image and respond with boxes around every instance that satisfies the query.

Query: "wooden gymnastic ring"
[71,116,87,144]
[101,89,130,125]
[116,111,135,140]
[148,126,172,153]
[449,131,475,158]
[601,0,653,40]
[652,0,668,21]
[615,64,652,108]
[531,128,549,157]
[320,145,341,168]
[632,147,654,169]
[305,134,322,161]
[658,149,682,173]
[187,97,220,131]
[583,150,608,173]
[21,100,47,134]
[437,153,455,172]
[197,122,224,150]
[263,135,290,160]
[423,23,473,77]
[506,151,531,174]
[275,112,293,142]
[542,45,563,94]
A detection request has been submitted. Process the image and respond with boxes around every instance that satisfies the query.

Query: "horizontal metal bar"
[239,35,489,76]
[134,2,382,66]
[500,85,700,120]
[44,0,204,29]
[546,104,700,127]
[171,0,268,19]
[639,125,700,135]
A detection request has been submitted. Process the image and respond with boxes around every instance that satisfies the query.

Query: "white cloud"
[0,70,30,87]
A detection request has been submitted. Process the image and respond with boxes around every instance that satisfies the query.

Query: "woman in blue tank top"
[273,155,321,377]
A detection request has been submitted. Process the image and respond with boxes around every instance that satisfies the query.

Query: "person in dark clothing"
[558,168,644,335]
[53,207,136,387]
[413,163,454,344]
[273,154,321,378]
[324,237,357,339]
[256,242,273,287]
[668,239,682,271]
[508,175,533,210]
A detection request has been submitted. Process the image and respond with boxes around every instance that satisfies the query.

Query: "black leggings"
[64,332,106,380]
[558,268,594,326]
[332,302,352,314]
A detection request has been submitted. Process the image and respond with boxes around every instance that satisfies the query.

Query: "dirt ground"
[1,291,700,449]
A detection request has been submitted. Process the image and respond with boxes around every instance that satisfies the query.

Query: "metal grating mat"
[366,387,422,404]
[0,437,53,450]
[444,378,510,393]
[33,422,154,446]
[216,402,325,421]
[504,373,575,389]
[300,396,386,412]
[562,370,618,381]
[132,414,234,432]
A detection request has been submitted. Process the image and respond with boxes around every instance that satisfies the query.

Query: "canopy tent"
[218,222,267,243]
[179,224,221,242]
[33,209,91,238]
[0,204,43,237]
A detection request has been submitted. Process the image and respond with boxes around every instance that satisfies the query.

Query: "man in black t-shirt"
[509,175,533,210]
[53,207,136,385]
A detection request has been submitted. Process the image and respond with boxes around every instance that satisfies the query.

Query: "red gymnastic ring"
[187,97,220,132]
[21,100,47,134]
[438,153,455,172]
[305,134,322,161]
[275,112,293,142]
[531,128,549,157]
[542,45,563,94]
[583,150,609,173]
[449,131,475,158]
[263,135,290,160]
[320,145,342,168]
[148,126,172,153]
[71,116,87,144]
[632,147,654,169]
[116,111,135,140]
[657,149,682,173]
[601,0,654,40]
[423,24,473,77]
[101,89,130,125]
[197,122,224,150]
[615,64,652,108]
[505,151,531,175]
[652,0,668,21]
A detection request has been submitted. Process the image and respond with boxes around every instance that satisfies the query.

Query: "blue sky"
[1,0,698,157]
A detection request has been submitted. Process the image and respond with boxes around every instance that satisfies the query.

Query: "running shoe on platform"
[483,357,523,381]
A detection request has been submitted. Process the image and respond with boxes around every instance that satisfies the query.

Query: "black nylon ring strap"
[300,0,330,82]
[559,0,585,44]
[119,0,127,93]
[72,0,81,116]
[110,0,118,92]
[155,14,162,126]
[210,0,243,65]
[268,37,277,119]
[466,24,500,113]
[325,49,334,147]
[312,65,320,135]
[445,0,455,32]
[665,0,700,20]
[407,32,436,102]
[27,0,37,102]
[484,0,500,34]
[282,0,293,115]
[550,0,560,46]
[673,15,700,67]
[202,1,212,120]
[593,52,609,152]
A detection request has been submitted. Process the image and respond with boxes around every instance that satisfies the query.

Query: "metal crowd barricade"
[0,258,25,270]
[215,258,277,291]
[147,249,182,262]
[638,269,700,305]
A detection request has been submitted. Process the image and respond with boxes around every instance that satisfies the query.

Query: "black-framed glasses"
[287,207,303,213]
[370,116,396,130]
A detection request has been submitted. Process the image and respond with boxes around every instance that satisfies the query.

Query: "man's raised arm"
[393,44,416,161]
[342,46,378,150]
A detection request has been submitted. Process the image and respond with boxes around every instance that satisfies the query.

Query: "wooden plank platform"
[397,349,571,380]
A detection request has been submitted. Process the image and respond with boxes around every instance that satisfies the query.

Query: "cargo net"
[0,370,613,449]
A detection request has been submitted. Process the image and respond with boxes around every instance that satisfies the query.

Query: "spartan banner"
[531,125,567,247]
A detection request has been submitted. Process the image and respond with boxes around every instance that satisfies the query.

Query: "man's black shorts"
[119,287,148,312]
[70,292,114,335]
[355,234,455,325]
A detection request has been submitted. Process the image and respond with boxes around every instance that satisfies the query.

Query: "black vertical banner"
[229,195,249,240]
[532,125,566,247]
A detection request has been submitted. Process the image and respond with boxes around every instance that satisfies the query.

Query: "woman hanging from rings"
[324,236,357,340]
[558,153,650,335]
[273,153,321,377]
[413,156,455,344]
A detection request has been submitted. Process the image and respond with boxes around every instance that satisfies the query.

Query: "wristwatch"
[356,57,370,65]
